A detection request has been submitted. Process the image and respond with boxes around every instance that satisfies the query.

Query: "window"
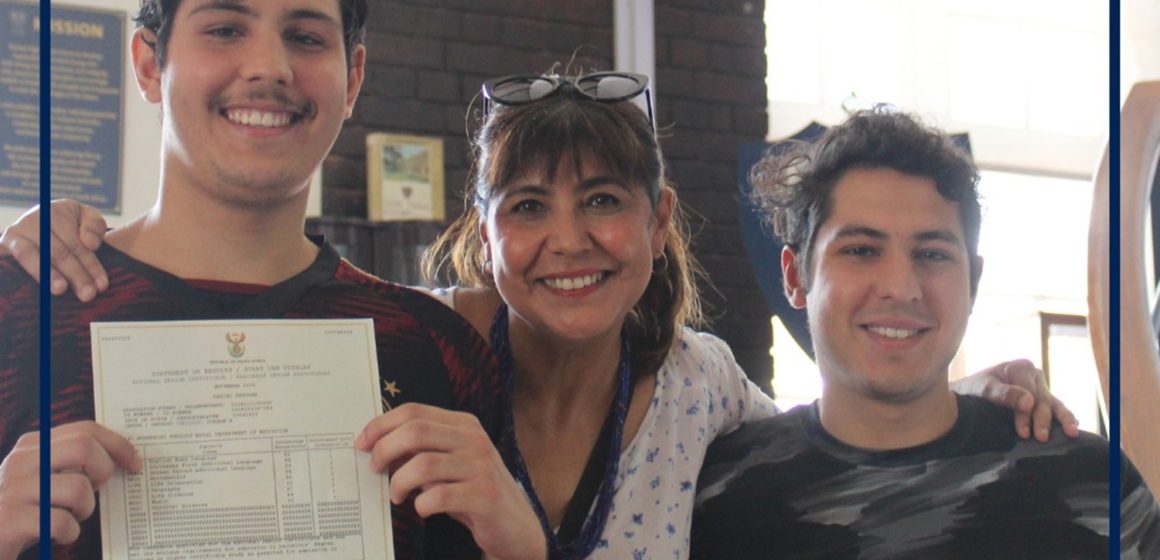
[764,0,1107,176]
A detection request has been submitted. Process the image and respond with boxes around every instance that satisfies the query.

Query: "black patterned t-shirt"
[691,394,1160,559]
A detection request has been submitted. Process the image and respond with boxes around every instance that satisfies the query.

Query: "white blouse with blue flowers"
[422,289,778,559]
[588,327,778,559]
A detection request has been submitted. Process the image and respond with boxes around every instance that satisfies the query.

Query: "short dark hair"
[423,92,706,378]
[750,108,982,293]
[134,0,367,67]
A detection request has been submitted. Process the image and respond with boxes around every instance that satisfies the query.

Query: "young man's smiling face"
[134,0,364,207]
[783,167,982,405]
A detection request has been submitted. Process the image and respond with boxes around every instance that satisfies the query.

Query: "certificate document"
[91,319,392,560]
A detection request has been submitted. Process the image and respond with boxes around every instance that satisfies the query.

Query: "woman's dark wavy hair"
[750,108,983,294]
[423,92,705,377]
[134,0,367,67]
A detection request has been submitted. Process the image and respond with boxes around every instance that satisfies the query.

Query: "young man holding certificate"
[0,1,542,559]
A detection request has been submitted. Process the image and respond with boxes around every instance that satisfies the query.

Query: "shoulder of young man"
[696,405,813,490]
[326,258,505,437]
[327,258,487,348]
[0,255,37,304]
[959,394,1109,451]
[0,261,37,353]
[0,257,41,447]
[955,394,1124,513]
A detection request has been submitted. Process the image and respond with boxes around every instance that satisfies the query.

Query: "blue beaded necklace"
[489,303,632,560]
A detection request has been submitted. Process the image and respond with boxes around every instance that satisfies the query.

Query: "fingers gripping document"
[91,319,392,560]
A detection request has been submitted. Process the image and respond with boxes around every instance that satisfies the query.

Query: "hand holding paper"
[0,422,138,560]
[357,404,547,560]
[91,319,392,560]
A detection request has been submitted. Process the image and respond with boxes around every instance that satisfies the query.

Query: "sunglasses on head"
[481,71,655,131]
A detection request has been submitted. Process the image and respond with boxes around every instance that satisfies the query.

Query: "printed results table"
[118,433,370,559]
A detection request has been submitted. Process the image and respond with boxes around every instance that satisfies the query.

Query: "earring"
[653,252,669,273]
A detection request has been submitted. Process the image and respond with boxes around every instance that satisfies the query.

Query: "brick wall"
[322,0,773,390]
[654,0,771,390]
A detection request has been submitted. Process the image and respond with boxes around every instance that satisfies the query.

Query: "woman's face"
[480,150,672,347]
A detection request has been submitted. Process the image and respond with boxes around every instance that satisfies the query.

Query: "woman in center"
[425,72,757,558]
[359,71,774,559]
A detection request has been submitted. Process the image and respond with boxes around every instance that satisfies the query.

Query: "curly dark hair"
[750,108,982,294]
[134,0,367,67]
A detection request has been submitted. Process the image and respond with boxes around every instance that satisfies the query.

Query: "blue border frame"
[38,0,51,557]
[26,1,1126,557]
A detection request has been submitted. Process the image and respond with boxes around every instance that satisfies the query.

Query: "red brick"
[333,125,371,158]
[363,67,416,99]
[418,71,461,102]
[670,38,710,69]
[446,43,533,76]
[656,68,697,100]
[525,0,612,27]
[694,71,766,104]
[693,13,764,46]
[710,105,733,131]
[707,44,765,76]
[461,13,503,44]
[378,4,460,39]
[655,5,692,36]
[366,33,443,68]
[362,99,446,134]
[733,105,768,136]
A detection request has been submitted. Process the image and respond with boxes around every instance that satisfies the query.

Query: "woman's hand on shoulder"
[356,403,547,560]
[951,359,1080,441]
[0,199,108,301]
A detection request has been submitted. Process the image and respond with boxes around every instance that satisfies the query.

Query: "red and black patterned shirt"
[0,240,504,560]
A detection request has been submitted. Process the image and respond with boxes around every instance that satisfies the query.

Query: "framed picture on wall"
[366,132,445,222]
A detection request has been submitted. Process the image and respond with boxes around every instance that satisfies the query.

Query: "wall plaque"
[0,1,125,212]
[366,132,444,222]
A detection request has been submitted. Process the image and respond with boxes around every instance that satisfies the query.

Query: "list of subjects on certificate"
[91,319,392,560]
